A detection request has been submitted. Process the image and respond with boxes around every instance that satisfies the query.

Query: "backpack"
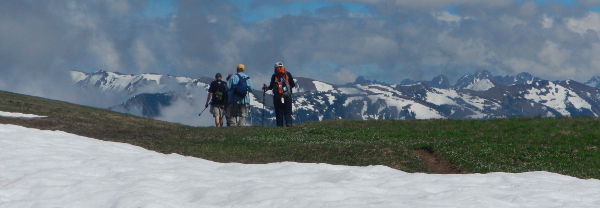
[212,80,227,104]
[274,67,291,96]
[234,74,250,98]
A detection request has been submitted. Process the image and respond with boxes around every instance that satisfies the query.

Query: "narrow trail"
[413,149,462,174]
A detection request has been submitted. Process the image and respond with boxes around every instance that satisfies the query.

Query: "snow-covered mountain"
[71,70,208,95]
[71,70,600,126]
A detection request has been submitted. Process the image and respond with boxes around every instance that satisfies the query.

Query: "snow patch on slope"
[337,87,365,95]
[0,111,46,118]
[465,79,494,91]
[525,82,592,116]
[313,81,334,92]
[425,89,459,106]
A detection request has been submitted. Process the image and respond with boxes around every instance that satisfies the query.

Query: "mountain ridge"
[71,70,600,126]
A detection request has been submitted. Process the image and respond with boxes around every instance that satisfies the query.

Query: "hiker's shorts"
[210,104,225,117]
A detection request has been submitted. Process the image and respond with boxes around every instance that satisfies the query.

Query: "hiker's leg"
[283,96,293,126]
[210,105,219,127]
[238,105,248,126]
[226,104,236,127]
[216,105,225,127]
[274,96,284,127]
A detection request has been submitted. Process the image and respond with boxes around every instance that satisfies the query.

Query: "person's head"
[215,73,222,80]
[237,64,245,72]
[274,62,283,69]
[226,74,233,81]
[274,62,284,74]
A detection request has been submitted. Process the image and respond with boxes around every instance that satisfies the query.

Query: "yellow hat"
[237,64,245,72]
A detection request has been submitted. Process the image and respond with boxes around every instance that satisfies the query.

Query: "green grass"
[1,90,599,179]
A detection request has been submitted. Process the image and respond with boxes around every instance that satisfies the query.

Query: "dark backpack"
[212,80,227,104]
[234,74,250,98]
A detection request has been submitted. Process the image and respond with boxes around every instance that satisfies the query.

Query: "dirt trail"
[413,149,462,174]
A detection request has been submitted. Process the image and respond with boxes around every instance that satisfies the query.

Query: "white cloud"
[328,0,514,9]
[155,98,214,127]
[90,36,122,71]
[589,43,600,70]
[6,0,600,103]
[333,68,358,84]
[566,12,600,35]
[542,14,554,28]
[133,39,158,74]
[434,11,463,22]
[538,40,570,68]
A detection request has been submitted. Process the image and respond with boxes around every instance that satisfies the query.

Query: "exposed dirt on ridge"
[413,149,462,174]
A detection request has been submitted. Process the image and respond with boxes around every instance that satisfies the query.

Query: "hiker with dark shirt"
[263,62,296,127]
[205,73,227,127]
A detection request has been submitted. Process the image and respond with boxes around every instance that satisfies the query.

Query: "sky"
[3,0,600,102]
[1,112,600,207]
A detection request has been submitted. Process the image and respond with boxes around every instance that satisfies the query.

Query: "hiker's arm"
[205,92,212,108]
[264,75,275,90]
[206,83,215,108]
[248,79,254,91]
[287,72,296,88]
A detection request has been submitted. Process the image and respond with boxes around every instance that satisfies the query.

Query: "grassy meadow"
[1,90,599,179]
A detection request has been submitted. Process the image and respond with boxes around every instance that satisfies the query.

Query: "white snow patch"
[0,111,46,118]
[337,87,365,95]
[2,124,600,207]
[344,96,364,107]
[176,76,193,83]
[313,81,334,92]
[295,96,316,112]
[325,94,336,105]
[425,89,459,106]
[524,82,591,116]
[465,79,494,91]
[141,74,163,84]
[385,97,444,119]
[356,84,396,97]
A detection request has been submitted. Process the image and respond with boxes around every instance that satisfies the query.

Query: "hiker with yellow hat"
[226,64,254,126]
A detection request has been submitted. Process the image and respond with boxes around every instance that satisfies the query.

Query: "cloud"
[566,11,600,34]
[4,0,600,108]
[333,68,358,84]
[330,0,515,10]
[256,0,515,10]
[155,98,214,127]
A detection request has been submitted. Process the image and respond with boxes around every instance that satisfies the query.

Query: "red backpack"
[274,67,291,95]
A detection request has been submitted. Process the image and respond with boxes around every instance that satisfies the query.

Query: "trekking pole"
[262,84,266,127]
[198,105,208,116]
[249,105,252,126]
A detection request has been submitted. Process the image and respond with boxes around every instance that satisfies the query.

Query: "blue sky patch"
[225,0,372,22]
[144,0,177,19]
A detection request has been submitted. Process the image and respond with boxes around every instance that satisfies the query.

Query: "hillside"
[1,90,599,179]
